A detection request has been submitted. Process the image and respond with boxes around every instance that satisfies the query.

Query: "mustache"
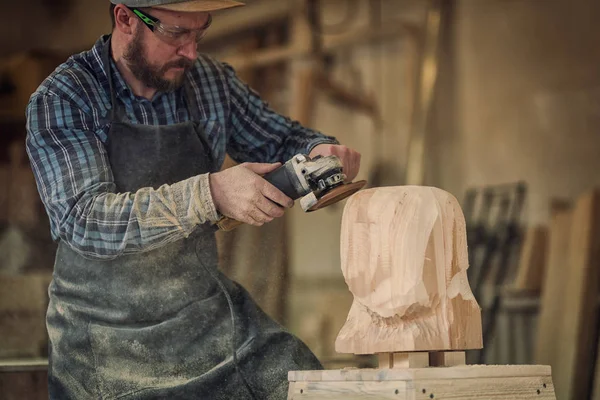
[162,58,194,71]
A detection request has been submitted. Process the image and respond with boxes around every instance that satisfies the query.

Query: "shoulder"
[188,54,241,88]
[29,38,110,116]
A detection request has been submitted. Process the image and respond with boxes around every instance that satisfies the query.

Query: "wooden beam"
[405,0,442,185]
[222,20,419,71]
[204,1,291,41]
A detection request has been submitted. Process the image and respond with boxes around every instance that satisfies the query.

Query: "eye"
[157,25,189,39]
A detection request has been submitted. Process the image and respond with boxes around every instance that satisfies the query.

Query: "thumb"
[243,162,282,175]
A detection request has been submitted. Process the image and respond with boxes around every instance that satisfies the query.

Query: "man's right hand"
[209,163,294,226]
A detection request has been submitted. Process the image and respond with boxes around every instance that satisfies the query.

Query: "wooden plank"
[593,335,600,400]
[512,225,548,292]
[552,189,600,400]
[0,370,48,400]
[8,141,39,229]
[288,376,555,399]
[289,365,553,382]
[405,2,442,186]
[289,380,408,399]
[222,21,418,71]
[513,313,529,364]
[534,204,572,367]
[429,351,466,367]
[0,274,51,359]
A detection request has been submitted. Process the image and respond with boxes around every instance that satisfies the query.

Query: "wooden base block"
[378,352,430,369]
[288,365,556,399]
[429,351,466,367]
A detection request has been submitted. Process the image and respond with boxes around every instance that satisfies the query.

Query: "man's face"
[123,8,210,92]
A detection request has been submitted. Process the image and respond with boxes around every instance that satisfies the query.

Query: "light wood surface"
[335,186,482,354]
[288,365,555,400]
[512,225,548,292]
[534,205,572,367]
[553,189,600,400]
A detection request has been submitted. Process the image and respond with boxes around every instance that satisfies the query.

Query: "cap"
[110,0,244,12]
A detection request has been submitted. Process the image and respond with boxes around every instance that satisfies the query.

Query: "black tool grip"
[263,163,303,200]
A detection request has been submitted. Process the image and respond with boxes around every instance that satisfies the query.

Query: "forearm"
[57,173,218,259]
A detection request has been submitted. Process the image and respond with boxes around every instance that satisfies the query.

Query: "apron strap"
[183,78,203,122]
[102,36,125,122]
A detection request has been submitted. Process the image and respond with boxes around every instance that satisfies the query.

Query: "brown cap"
[111,0,244,12]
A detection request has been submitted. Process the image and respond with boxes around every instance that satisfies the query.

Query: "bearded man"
[25,0,361,399]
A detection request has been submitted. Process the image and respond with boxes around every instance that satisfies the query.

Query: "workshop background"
[2,0,600,399]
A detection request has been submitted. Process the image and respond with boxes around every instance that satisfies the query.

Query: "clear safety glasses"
[128,7,212,47]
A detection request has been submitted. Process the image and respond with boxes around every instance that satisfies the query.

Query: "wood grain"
[335,187,482,354]
[288,365,556,400]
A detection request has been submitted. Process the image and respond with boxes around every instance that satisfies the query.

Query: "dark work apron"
[46,37,322,400]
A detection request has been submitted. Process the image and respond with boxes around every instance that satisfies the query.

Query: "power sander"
[216,154,367,231]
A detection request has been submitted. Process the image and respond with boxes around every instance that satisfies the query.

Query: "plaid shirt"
[26,35,337,259]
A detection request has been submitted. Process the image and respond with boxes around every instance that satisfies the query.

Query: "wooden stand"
[288,186,557,399]
[289,350,556,399]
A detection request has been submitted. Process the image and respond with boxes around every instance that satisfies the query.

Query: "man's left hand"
[309,144,361,182]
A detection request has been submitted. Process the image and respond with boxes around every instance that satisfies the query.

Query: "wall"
[1,1,111,57]
[430,0,600,224]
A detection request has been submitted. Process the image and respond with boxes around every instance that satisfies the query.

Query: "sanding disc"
[307,180,367,212]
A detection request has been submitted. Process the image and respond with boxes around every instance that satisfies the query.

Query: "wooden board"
[552,190,600,400]
[512,225,548,292]
[0,370,48,400]
[534,205,572,366]
[594,342,600,400]
[0,273,51,358]
[288,365,555,399]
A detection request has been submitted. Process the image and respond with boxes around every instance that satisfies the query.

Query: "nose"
[177,39,198,61]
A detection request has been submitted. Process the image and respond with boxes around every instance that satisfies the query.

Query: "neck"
[110,34,157,100]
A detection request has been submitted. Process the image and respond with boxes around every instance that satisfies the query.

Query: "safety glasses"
[128,7,212,47]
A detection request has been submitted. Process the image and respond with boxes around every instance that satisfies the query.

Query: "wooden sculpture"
[335,186,482,354]
[287,186,557,400]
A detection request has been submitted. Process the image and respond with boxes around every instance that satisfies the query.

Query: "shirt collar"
[91,35,139,101]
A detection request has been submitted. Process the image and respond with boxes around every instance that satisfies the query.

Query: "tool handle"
[216,216,244,232]
[263,161,303,200]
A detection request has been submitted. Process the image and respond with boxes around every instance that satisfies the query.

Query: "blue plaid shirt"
[26,35,337,259]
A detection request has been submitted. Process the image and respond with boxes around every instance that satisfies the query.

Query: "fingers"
[261,182,294,208]
[308,144,362,182]
[247,207,273,226]
[344,151,361,182]
[256,194,286,218]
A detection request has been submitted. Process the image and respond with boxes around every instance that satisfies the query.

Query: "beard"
[123,25,194,92]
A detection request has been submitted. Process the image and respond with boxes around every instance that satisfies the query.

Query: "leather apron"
[46,37,322,400]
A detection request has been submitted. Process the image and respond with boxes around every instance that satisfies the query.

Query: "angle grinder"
[216,154,366,231]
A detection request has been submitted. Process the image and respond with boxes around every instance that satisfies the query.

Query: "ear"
[114,5,135,35]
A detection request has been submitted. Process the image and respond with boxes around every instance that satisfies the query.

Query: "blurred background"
[1,0,600,399]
